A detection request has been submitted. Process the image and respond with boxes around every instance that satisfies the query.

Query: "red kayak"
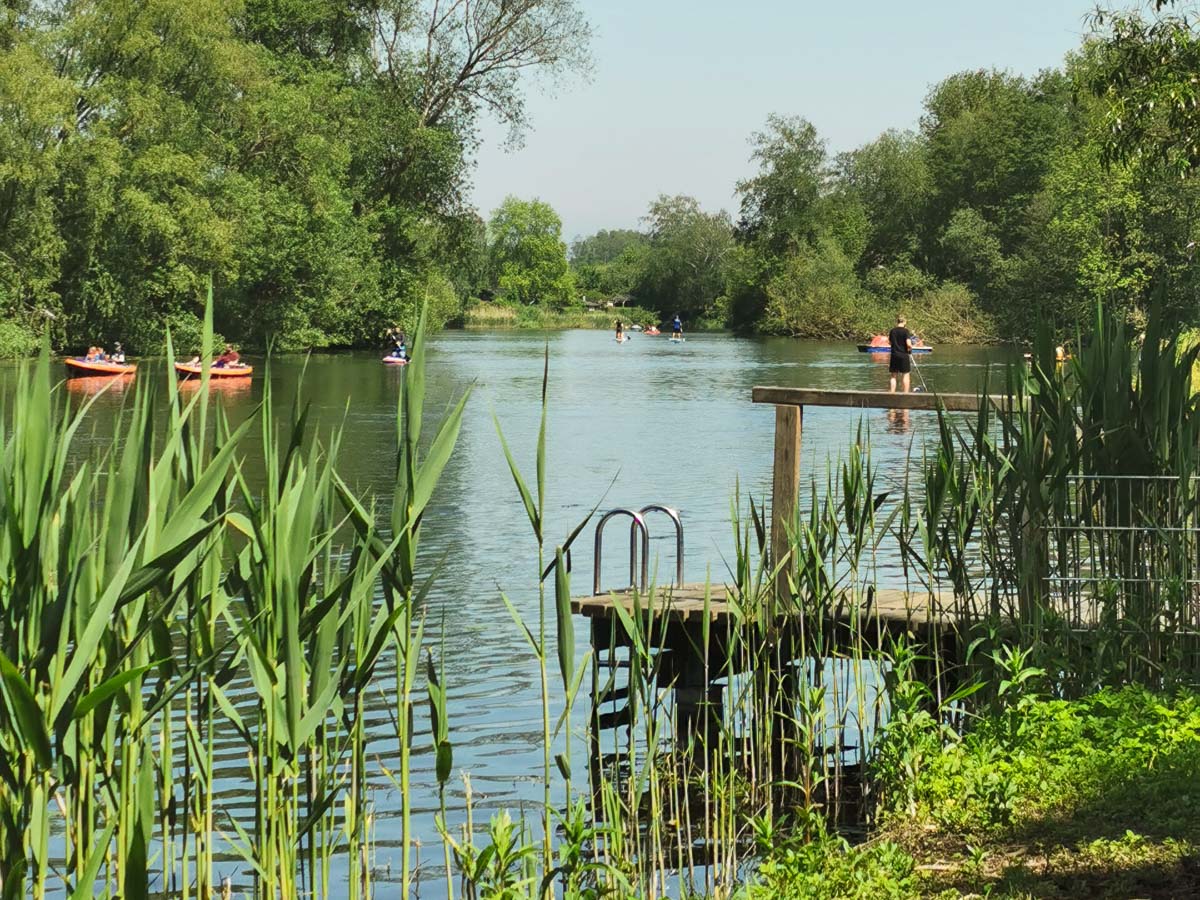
[382,356,408,366]
[65,357,137,377]
[644,327,661,336]
[174,362,253,379]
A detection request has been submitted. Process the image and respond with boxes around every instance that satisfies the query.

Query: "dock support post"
[771,404,803,603]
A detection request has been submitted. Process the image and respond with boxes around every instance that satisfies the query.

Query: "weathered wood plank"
[571,583,962,627]
[751,386,1014,412]
[771,405,802,600]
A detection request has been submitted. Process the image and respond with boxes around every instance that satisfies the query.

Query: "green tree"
[637,194,733,320]
[736,115,827,254]
[487,196,575,307]
[760,237,878,338]
[837,129,932,267]
[0,0,592,354]
[922,68,1074,256]
[570,229,646,265]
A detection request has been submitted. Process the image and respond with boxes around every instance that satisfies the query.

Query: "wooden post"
[771,404,803,602]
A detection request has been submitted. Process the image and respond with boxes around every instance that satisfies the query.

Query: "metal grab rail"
[638,505,684,588]
[594,509,650,595]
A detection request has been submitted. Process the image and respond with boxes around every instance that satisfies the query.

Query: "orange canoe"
[174,362,253,379]
[65,357,137,377]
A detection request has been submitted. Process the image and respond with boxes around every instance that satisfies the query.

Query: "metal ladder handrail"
[594,508,650,595]
[637,505,684,588]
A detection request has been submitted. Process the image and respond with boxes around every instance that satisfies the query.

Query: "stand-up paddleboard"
[382,356,408,366]
[668,336,685,343]
[174,362,253,379]
[615,336,630,343]
[65,357,137,377]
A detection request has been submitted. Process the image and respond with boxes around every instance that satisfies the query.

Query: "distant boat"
[174,362,253,379]
[857,336,932,354]
[65,357,137,377]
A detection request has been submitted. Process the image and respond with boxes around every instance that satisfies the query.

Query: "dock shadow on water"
[3,307,1200,897]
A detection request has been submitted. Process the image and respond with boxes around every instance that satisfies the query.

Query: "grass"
[462,301,661,330]
[743,687,1200,899]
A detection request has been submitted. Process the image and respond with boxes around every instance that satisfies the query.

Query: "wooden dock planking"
[750,386,1015,412]
[571,583,962,628]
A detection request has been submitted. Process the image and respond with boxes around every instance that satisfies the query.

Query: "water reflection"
[885,407,912,435]
[64,374,135,397]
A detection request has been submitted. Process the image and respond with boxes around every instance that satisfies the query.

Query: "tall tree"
[487,196,575,306]
[735,114,827,254]
[637,194,733,320]
[837,129,932,268]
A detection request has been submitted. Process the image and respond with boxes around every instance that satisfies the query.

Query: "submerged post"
[770,405,802,602]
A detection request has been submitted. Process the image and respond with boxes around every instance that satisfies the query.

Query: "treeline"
[554,11,1200,342]
[7,1,1199,351]
[0,0,588,354]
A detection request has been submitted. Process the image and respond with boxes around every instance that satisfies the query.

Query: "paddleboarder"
[888,315,915,393]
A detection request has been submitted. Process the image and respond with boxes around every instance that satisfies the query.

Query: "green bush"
[761,237,884,337]
[158,311,225,357]
[0,318,40,358]
[907,281,998,344]
[739,813,917,900]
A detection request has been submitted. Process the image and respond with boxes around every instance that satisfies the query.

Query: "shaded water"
[47,331,1015,888]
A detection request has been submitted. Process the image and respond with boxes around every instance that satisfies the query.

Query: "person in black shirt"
[888,315,914,393]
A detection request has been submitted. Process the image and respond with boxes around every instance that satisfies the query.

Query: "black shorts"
[889,352,912,374]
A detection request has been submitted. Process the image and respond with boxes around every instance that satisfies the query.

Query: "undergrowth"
[744,686,1200,899]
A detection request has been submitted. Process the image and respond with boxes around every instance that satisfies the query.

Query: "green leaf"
[0,650,52,769]
[73,663,160,720]
[554,546,575,691]
[67,821,116,900]
[435,739,453,785]
[500,591,541,658]
[494,413,541,540]
[412,386,471,518]
[554,752,571,781]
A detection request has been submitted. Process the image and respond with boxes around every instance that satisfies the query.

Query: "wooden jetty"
[574,387,1011,751]
[573,386,1010,628]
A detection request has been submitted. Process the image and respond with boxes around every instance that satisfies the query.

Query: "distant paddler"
[671,313,683,341]
[178,343,252,378]
[615,319,625,342]
[385,325,407,360]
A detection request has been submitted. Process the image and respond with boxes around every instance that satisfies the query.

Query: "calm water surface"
[48,331,1015,889]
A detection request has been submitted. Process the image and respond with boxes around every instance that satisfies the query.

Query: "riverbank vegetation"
[743,687,1200,899]
[0,0,590,354]
[10,3,1200,353]
[2,291,1199,897]
[461,301,658,330]
[560,5,1200,343]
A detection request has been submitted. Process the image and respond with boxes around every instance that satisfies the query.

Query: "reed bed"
[0,297,1197,899]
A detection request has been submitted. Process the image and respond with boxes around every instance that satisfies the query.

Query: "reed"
[1,292,1197,899]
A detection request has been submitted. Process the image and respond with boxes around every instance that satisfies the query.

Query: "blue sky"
[469,0,1107,241]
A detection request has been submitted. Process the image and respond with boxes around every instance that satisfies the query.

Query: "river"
[50,330,1015,891]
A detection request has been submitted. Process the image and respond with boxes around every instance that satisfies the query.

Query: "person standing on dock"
[888,315,914,393]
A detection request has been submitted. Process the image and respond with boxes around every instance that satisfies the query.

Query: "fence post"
[771,404,803,603]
